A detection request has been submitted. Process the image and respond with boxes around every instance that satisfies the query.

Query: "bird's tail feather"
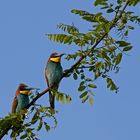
[49,91,55,109]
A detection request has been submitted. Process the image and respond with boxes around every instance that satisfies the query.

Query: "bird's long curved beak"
[60,53,65,57]
[25,87,40,90]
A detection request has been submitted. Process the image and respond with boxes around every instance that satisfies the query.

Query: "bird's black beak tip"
[60,53,66,57]
[25,87,40,90]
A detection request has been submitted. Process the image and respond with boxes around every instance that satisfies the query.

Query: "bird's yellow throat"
[20,90,30,95]
[50,57,60,63]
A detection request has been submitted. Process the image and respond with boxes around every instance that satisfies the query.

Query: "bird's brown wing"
[12,96,18,113]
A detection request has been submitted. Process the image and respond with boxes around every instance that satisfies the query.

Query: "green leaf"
[94,71,101,80]
[102,51,110,61]
[59,94,65,104]
[71,9,89,16]
[108,46,116,52]
[96,24,103,32]
[31,112,38,124]
[65,95,71,103]
[128,25,134,30]
[85,78,92,82]
[94,0,107,6]
[57,23,79,33]
[88,84,97,88]
[73,72,78,80]
[104,23,110,32]
[106,78,112,87]
[115,53,122,65]
[88,90,94,96]
[117,0,121,4]
[78,85,86,91]
[44,122,50,132]
[91,37,95,45]
[37,119,43,131]
[116,41,130,47]
[80,81,85,86]
[38,107,48,112]
[81,74,85,79]
[56,92,60,101]
[123,46,132,51]
[101,5,109,9]
[96,61,103,69]
[107,8,114,13]
[89,97,94,105]
[80,91,88,98]
[20,133,27,139]
[64,36,73,44]
[106,78,118,93]
[47,34,73,45]
[82,95,89,103]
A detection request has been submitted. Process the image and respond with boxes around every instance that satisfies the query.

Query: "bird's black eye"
[20,88,25,91]
[20,86,28,90]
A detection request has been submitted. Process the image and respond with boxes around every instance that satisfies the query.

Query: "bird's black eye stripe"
[21,89,28,91]
[20,87,28,91]
[53,55,60,58]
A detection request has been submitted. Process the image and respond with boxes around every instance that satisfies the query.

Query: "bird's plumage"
[11,83,32,139]
[44,52,64,109]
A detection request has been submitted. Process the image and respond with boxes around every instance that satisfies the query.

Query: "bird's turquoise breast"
[46,61,63,86]
[16,94,29,112]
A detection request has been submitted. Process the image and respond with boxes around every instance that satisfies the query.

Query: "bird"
[10,83,34,139]
[12,83,33,113]
[44,52,64,110]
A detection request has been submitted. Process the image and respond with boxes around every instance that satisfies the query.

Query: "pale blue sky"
[0,0,140,140]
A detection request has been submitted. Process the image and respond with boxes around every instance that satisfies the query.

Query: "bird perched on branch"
[12,83,33,113]
[11,83,34,138]
[44,52,64,109]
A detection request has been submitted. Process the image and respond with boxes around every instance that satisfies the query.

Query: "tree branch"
[63,1,129,77]
[26,86,52,109]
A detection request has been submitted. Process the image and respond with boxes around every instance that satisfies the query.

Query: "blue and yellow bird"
[12,83,33,113]
[44,52,64,109]
[10,84,33,138]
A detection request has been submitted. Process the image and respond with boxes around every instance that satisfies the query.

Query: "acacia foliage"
[48,0,140,104]
[0,0,140,139]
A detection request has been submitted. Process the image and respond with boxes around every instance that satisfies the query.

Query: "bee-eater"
[10,84,33,138]
[44,52,64,109]
[12,83,33,113]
